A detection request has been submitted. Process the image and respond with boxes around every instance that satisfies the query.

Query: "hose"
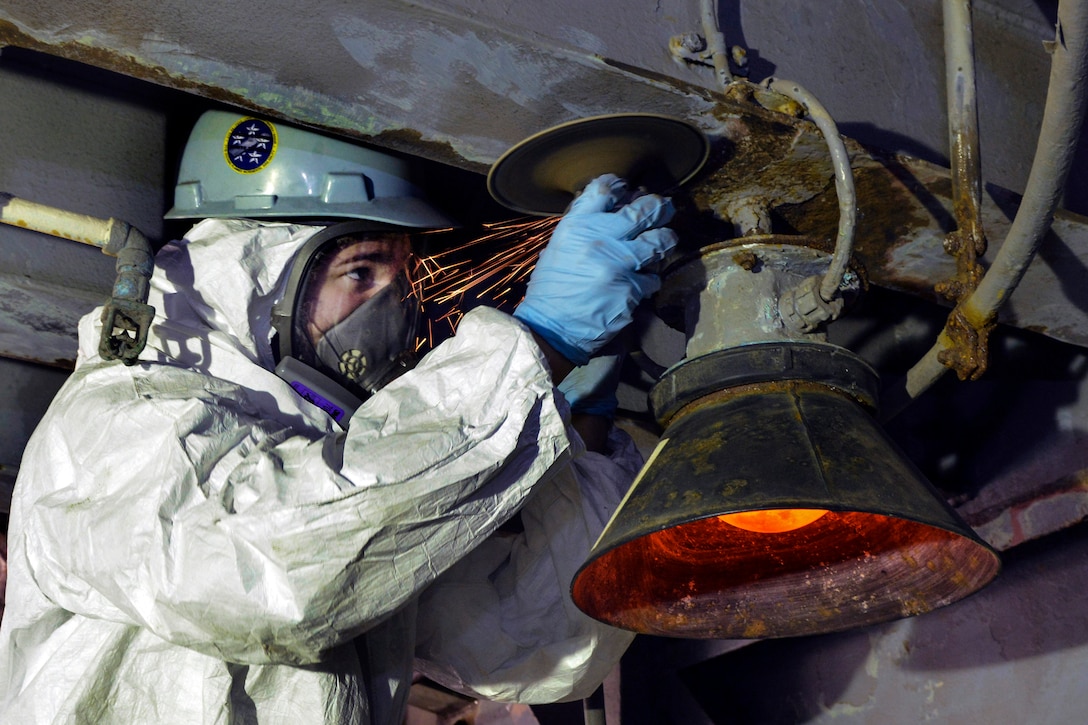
[763,78,858,304]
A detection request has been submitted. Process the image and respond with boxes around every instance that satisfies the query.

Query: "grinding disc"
[487,114,710,216]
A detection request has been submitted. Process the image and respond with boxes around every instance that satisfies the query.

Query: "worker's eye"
[345,265,374,285]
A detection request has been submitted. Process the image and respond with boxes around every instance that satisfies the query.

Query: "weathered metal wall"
[0,0,1071,202]
[0,50,170,471]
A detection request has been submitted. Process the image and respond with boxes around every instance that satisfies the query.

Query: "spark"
[410,216,559,349]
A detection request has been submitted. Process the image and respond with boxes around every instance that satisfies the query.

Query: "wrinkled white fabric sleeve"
[412,428,641,703]
[18,308,570,665]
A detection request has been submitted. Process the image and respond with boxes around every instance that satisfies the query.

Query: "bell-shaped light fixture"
[571,240,1001,639]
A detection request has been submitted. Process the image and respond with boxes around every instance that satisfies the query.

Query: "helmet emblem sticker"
[224,118,278,173]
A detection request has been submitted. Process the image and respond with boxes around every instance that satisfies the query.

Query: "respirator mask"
[272,221,421,425]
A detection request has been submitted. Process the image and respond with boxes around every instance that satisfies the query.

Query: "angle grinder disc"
[487,113,710,216]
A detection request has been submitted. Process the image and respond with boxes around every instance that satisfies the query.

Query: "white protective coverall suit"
[0,218,640,724]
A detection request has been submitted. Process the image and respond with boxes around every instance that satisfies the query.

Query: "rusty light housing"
[571,240,1002,639]
[571,342,1001,638]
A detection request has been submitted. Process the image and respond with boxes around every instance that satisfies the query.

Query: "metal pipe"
[944,0,986,252]
[0,192,155,364]
[700,0,734,89]
[764,78,858,304]
[0,192,114,247]
[889,0,1088,413]
[925,0,993,384]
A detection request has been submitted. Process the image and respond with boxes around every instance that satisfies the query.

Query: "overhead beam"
[2,1,1086,355]
[0,3,719,172]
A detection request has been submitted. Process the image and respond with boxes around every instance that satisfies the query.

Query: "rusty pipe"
[0,192,115,246]
[926,0,994,384]
[944,0,985,250]
[888,0,1088,414]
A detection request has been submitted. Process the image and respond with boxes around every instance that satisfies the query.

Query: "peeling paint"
[818,692,875,718]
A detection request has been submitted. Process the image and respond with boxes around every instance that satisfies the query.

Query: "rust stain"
[732,249,759,270]
[741,620,769,638]
[679,93,945,304]
[933,120,993,381]
[780,160,934,276]
[937,306,994,381]
[676,93,834,247]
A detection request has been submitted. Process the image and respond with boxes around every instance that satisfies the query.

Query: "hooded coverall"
[0,218,638,724]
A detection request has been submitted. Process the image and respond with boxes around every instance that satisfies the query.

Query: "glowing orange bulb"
[718,509,830,533]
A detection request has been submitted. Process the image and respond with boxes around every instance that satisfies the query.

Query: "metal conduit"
[699,0,733,89]
[763,77,858,304]
[887,0,1088,415]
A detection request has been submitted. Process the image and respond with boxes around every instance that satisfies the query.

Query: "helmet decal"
[223,117,278,174]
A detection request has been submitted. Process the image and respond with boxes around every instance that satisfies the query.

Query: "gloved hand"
[513,174,678,366]
[557,349,625,418]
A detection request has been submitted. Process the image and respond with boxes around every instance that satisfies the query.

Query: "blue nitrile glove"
[558,350,625,418]
[513,174,678,366]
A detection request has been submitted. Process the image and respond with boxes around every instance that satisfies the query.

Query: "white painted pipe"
[700,0,733,88]
[944,0,984,243]
[0,192,114,248]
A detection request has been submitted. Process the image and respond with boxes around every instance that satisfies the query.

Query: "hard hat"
[166,110,455,228]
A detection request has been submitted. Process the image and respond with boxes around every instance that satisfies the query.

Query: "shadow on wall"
[0,515,6,624]
[831,285,1088,504]
[670,523,1088,724]
[837,122,947,171]
[714,0,777,83]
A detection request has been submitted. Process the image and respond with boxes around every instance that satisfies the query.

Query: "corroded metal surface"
[937,0,992,382]
[656,239,845,352]
[572,381,1000,639]
[714,136,1088,349]
[938,305,994,381]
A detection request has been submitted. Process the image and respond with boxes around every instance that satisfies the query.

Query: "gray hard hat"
[165,110,455,228]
